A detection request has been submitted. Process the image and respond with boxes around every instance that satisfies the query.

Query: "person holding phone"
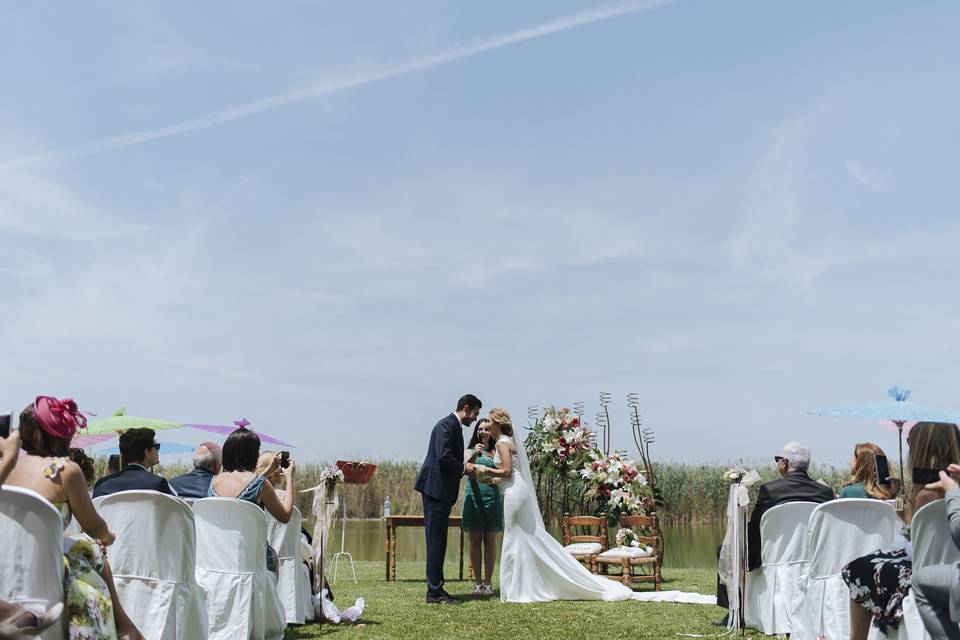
[911,463,960,640]
[842,422,960,640]
[209,427,296,573]
[0,427,19,485]
[839,442,896,500]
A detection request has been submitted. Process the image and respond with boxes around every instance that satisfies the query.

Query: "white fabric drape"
[193,498,286,640]
[0,486,66,640]
[790,499,901,640]
[266,507,312,624]
[92,491,208,640]
[308,481,339,593]
[744,501,818,635]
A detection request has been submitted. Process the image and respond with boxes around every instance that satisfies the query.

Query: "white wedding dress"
[495,434,633,603]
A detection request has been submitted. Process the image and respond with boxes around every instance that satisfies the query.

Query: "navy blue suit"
[414,413,466,596]
[169,468,215,499]
[92,464,175,499]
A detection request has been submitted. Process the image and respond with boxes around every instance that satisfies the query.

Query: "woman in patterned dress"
[5,396,144,640]
[842,422,960,639]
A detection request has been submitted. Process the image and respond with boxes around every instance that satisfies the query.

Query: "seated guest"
[93,428,175,498]
[716,441,834,620]
[843,422,960,640]
[5,396,143,639]
[209,427,296,573]
[107,453,121,475]
[840,442,896,499]
[0,429,66,637]
[911,463,960,640]
[747,441,835,571]
[169,442,222,498]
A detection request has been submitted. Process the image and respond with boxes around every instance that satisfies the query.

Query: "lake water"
[321,520,723,570]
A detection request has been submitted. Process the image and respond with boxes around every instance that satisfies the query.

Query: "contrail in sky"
[0,0,676,172]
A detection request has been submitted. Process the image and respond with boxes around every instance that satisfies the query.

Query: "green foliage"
[125,458,851,523]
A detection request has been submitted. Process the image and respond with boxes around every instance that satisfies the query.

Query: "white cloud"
[845,160,894,192]
[0,0,677,172]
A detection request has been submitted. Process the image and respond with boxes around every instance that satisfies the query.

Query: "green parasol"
[83,408,184,435]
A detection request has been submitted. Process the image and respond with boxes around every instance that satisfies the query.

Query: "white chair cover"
[193,498,286,640]
[92,491,208,640]
[299,537,315,618]
[0,486,66,640]
[744,501,818,635]
[868,499,960,640]
[791,499,900,640]
[266,507,312,624]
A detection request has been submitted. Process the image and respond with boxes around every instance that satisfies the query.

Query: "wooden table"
[384,515,464,581]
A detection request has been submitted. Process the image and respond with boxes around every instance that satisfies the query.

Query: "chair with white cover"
[743,501,818,636]
[193,498,286,640]
[266,506,312,624]
[867,499,960,640]
[92,491,208,640]
[0,486,66,640]
[791,499,901,640]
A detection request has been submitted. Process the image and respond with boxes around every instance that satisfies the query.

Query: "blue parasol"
[812,386,960,494]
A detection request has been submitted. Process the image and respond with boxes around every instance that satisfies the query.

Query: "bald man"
[169,442,222,498]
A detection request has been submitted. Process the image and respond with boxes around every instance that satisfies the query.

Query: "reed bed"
[109,458,853,523]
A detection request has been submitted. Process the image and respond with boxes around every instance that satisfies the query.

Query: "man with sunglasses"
[93,427,177,498]
[716,441,834,624]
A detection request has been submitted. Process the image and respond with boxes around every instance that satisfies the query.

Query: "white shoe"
[482,584,494,597]
[472,584,484,595]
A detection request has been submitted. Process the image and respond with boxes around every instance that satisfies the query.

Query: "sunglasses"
[774,456,785,463]
[151,443,162,451]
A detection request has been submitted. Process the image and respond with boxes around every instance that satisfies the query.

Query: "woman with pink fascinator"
[5,396,144,640]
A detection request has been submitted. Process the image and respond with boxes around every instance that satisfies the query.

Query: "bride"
[477,408,633,603]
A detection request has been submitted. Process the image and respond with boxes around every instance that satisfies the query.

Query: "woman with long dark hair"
[461,418,502,596]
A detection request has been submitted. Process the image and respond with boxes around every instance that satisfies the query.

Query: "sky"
[2,1,959,466]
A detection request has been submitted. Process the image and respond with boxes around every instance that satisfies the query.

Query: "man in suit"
[93,428,176,498]
[169,442,222,498]
[716,441,834,620]
[414,394,482,604]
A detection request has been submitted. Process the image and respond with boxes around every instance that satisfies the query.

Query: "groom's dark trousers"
[414,413,465,597]
[422,495,452,596]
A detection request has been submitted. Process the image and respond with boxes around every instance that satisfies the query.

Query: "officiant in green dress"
[461,418,503,597]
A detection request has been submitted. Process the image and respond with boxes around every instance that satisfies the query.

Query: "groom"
[414,394,482,604]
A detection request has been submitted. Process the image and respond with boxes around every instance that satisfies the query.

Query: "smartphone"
[280,451,290,469]
[912,467,941,486]
[0,414,11,439]
[874,454,892,486]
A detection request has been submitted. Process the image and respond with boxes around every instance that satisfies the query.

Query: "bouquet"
[580,450,653,519]
[319,465,345,490]
[615,527,640,548]
[534,406,594,468]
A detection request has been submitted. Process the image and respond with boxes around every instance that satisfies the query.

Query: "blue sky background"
[2,1,958,465]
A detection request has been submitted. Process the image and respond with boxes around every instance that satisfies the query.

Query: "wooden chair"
[595,513,662,590]
[561,513,608,574]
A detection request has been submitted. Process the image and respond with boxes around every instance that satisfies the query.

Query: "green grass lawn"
[286,561,765,639]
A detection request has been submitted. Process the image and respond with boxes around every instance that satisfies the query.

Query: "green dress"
[462,453,503,533]
[839,481,869,498]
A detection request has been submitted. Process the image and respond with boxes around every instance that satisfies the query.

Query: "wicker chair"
[595,513,662,590]
[561,513,608,574]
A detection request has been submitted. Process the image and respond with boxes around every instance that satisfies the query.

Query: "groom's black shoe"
[426,591,461,605]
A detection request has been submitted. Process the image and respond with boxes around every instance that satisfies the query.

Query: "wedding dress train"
[495,435,633,603]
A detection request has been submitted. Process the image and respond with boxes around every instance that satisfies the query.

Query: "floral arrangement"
[615,527,639,547]
[580,450,654,519]
[319,465,345,488]
[722,465,748,483]
[535,406,594,468]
